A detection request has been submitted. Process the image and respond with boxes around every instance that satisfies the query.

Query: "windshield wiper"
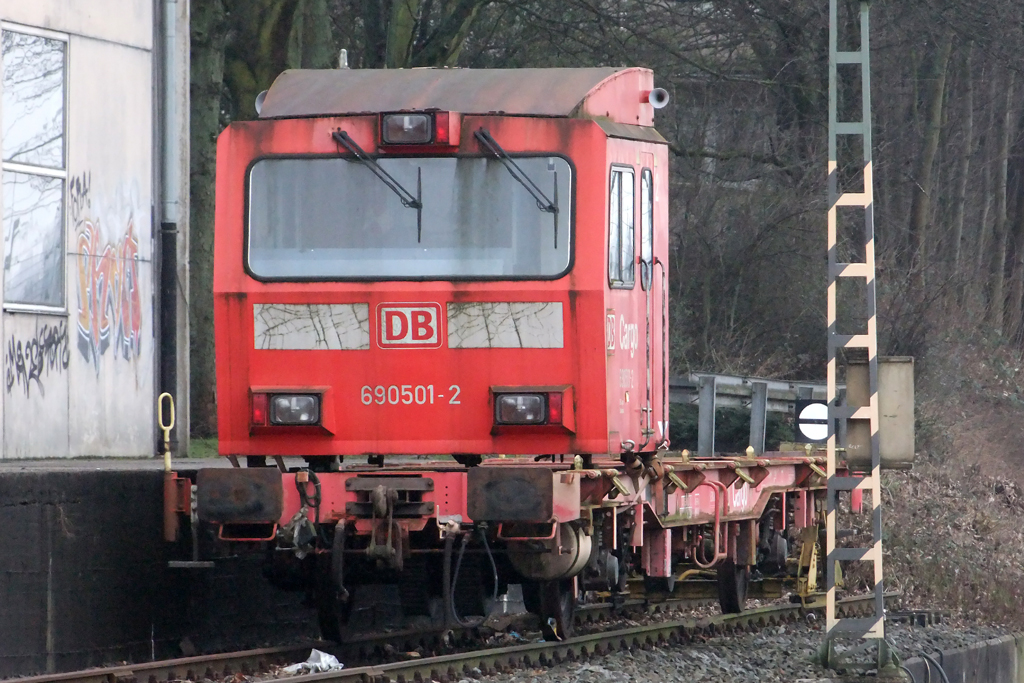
[474,128,560,249]
[332,129,424,242]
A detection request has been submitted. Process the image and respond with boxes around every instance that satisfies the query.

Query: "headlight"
[382,113,432,144]
[495,394,547,425]
[270,394,320,425]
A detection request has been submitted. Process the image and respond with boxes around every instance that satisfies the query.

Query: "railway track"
[9,593,896,683]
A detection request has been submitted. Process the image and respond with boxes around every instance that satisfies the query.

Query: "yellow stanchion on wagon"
[159,392,175,471]
[159,392,179,542]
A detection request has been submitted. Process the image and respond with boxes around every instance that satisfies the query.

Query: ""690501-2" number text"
[360,384,461,406]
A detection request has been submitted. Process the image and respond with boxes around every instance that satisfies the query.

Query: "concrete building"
[0,0,188,457]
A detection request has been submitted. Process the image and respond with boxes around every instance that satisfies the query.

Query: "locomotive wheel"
[610,563,629,608]
[316,594,345,642]
[316,525,351,641]
[314,557,349,641]
[716,559,748,614]
[522,580,541,616]
[534,579,575,640]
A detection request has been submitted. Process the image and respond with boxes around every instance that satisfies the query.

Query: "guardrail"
[668,372,844,457]
[670,373,838,413]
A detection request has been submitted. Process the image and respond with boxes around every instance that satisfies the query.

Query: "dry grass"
[868,332,1024,625]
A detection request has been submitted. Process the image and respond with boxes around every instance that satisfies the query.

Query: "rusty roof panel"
[258,67,650,124]
[596,120,668,144]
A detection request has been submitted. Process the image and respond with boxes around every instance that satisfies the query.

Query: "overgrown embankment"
[882,334,1024,626]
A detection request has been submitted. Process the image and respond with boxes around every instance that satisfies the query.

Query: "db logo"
[377,303,443,349]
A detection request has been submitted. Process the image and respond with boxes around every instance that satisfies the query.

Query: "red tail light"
[251,393,269,426]
[548,392,563,424]
[435,112,450,145]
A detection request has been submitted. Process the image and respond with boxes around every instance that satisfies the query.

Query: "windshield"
[247,155,573,279]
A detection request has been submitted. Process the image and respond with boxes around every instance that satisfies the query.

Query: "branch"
[668,144,794,171]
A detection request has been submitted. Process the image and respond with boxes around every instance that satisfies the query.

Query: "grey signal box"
[844,356,915,471]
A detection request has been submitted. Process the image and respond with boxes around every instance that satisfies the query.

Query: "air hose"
[442,529,456,628]
[450,532,476,627]
[295,469,327,545]
[479,526,499,603]
[444,528,488,628]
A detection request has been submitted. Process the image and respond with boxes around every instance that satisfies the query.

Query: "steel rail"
[325,596,714,663]
[4,644,314,683]
[12,593,893,683]
[302,593,893,683]
[1,597,709,683]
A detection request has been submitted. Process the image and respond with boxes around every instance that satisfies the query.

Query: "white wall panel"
[0,0,152,51]
[65,36,153,456]
[2,312,69,457]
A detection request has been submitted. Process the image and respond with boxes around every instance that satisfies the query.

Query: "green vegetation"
[186,437,219,459]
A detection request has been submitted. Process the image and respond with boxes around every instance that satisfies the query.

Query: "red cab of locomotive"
[185,67,829,640]
[213,67,669,459]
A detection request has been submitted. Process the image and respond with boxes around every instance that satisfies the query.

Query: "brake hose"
[447,531,487,628]
[450,533,474,627]
[295,469,326,544]
[442,530,456,628]
[479,526,499,602]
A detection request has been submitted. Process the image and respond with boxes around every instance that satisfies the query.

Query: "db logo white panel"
[377,303,443,349]
[447,302,564,348]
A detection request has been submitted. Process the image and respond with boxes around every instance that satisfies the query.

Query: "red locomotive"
[183,67,831,640]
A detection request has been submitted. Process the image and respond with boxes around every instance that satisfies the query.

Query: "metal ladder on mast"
[824,0,896,673]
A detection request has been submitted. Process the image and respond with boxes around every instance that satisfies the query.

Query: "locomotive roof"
[258,67,658,127]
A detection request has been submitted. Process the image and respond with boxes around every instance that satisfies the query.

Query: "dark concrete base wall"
[903,634,1024,683]
[0,470,317,678]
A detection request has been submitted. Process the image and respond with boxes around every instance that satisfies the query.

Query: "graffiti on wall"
[5,321,70,397]
[70,172,143,370]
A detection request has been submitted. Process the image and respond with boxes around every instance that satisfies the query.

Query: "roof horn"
[647,88,670,109]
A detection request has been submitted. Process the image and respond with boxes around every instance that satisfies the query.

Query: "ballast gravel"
[473,620,1009,683]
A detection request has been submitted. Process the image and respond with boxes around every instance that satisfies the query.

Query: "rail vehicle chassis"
[168,449,840,641]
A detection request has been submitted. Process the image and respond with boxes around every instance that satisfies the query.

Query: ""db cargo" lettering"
[377,303,442,348]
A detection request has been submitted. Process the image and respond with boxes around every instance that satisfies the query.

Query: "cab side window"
[608,166,635,288]
[640,168,653,291]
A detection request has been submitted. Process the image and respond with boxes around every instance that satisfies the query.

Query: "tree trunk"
[410,0,488,66]
[985,71,1016,331]
[1002,103,1024,341]
[386,0,419,67]
[223,0,335,123]
[382,0,491,68]
[974,70,999,306]
[359,0,389,67]
[907,31,953,290]
[1005,168,1024,340]
[189,0,228,437]
[951,44,974,276]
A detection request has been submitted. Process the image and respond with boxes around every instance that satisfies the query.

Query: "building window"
[608,166,635,288]
[1,26,67,309]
